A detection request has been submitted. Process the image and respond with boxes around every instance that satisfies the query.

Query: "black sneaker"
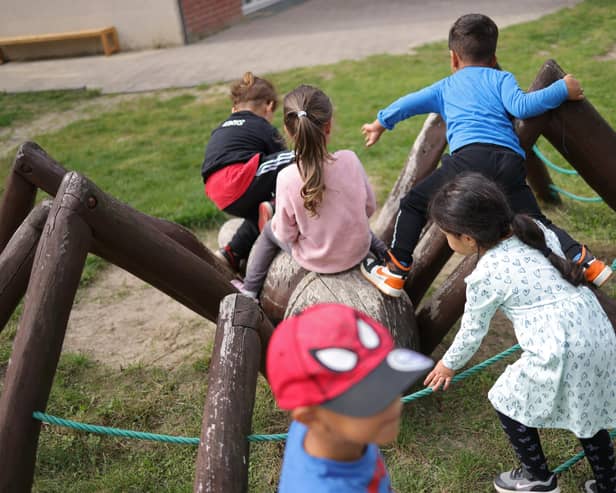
[494,467,560,492]
[582,480,597,493]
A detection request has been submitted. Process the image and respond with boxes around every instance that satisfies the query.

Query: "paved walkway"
[0,0,579,94]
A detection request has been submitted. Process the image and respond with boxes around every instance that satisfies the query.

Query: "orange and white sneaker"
[575,246,613,287]
[258,200,275,232]
[360,251,410,297]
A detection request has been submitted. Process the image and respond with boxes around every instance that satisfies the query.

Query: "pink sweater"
[271,150,376,273]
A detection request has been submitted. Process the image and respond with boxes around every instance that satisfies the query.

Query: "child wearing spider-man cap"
[267,303,433,492]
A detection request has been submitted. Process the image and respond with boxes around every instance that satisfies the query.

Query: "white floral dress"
[442,229,616,438]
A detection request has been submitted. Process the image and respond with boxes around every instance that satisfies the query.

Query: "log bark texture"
[194,295,262,493]
[285,268,419,350]
[2,141,235,281]
[372,113,446,245]
[0,176,92,492]
[0,201,51,333]
[404,222,452,306]
[415,255,475,355]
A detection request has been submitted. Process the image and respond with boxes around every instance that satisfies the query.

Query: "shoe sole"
[493,484,560,493]
[360,262,403,298]
[590,266,612,287]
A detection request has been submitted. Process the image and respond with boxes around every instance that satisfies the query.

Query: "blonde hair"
[230,71,278,111]
[283,85,333,216]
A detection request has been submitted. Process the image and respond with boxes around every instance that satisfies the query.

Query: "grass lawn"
[1,0,616,491]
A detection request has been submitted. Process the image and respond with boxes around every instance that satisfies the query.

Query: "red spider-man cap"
[266,303,433,417]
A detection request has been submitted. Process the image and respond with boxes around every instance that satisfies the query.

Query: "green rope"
[532,145,579,175]
[553,429,616,474]
[32,411,287,443]
[32,343,609,475]
[33,344,522,444]
[532,144,603,202]
[402,344,521,403]
[548,184,603,203]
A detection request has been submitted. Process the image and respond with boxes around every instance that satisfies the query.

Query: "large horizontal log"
[194,294,262,493]
[257,251,307,325]
[0,201,51,332]
[286,268,419,350]
[372,113,446,245]
[0,179,92,492]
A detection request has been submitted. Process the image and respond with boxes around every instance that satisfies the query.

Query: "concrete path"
[0,0,580,94]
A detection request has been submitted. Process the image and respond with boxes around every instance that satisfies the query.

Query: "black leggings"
[390,144,582,265]
[496,410,616,492]
[223,150,294,259]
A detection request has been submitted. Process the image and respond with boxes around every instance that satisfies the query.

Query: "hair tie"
[541,246,552,258]
[296,110,307,118]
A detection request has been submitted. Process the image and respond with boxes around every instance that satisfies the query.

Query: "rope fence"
[33,342,615,475]
[532,145,603,203]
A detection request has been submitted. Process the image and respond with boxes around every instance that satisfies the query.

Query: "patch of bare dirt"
[64,229,220,370]
[595,45,616,61]
[65,266,216,370]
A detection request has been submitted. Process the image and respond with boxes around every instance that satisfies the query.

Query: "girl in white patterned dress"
[423,173,616,493]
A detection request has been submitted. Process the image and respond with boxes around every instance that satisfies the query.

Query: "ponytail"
[283,85,333,216]
[511,215,585,286]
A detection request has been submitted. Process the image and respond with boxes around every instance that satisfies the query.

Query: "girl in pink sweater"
[237,84,386,298]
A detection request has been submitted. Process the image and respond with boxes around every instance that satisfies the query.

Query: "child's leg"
[223,150,295,260]
[495,410,553,481]
[579,430,616,493]
[242,222,288,295]
[390,161,458,265]
[369,231,388,261]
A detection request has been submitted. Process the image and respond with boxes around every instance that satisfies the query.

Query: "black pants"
[223,150,295,259]
[390,144,581,265]
[496,410,616,492]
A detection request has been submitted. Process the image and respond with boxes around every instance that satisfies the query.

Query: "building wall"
[180,0,243,42]
[0,0,185,61]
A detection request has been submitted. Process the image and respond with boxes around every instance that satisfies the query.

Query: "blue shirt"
[377,66,569,157]
[278,421,393,493]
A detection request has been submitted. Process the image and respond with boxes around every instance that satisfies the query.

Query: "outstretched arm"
[501,72,583,119]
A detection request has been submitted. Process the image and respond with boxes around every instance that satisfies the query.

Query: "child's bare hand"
[361,120,386,147]
[423,360,455,391]
[564,74,584,101]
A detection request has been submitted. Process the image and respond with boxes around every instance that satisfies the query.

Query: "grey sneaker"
[583,480,597,493]
[494,467,560,492]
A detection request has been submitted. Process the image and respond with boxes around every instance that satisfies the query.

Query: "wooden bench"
[0,26,119,64]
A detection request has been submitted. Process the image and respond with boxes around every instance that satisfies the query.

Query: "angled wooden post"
[537,60,616,212]
[194,294,263,493]
[415,255,475,355]
[0,174,92,492]
[372,113,446,245]
[0,144,52,252]
[404,222,451,306]
[514,59,564,206]
[0,201,51,332]
[1,142,235,280]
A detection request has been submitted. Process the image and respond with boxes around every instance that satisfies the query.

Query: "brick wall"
[180,0,243,42]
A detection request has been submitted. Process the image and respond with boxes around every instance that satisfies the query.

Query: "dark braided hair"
[428,173,585,286]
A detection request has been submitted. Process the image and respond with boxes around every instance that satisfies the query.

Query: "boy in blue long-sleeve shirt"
[361,13,612,296]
